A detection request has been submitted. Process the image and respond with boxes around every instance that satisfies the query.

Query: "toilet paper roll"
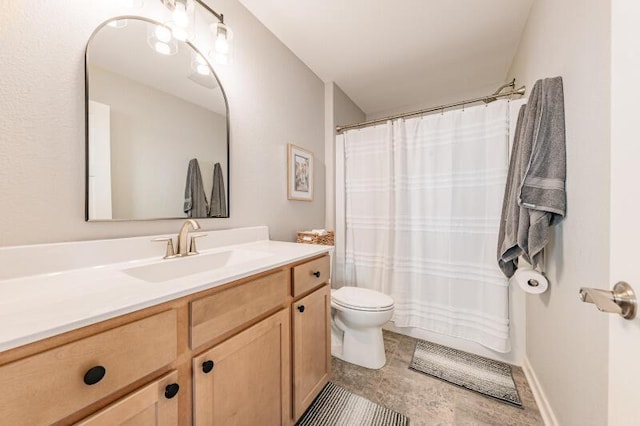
[512,268,549,294]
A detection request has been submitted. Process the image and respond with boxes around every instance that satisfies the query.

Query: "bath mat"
[409,340,522,407]
[296,382,409,426]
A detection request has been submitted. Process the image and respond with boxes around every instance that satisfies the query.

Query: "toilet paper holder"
[578,281,637,320]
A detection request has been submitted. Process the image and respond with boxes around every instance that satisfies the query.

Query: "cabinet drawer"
[76,370,179,426]
[0,310,177,426]
[292,255,330,297]
[190,270,288,349]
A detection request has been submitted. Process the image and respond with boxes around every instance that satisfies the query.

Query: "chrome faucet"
[176,219,201,256]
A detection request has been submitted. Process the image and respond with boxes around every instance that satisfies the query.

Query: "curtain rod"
[336,80,526,134]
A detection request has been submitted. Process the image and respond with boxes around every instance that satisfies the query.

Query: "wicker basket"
[296,231,335,246]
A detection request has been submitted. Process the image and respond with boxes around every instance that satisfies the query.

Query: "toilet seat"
[332,287,394,312]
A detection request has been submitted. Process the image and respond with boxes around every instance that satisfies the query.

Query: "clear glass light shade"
[209,22,234,65]
[167,0,195,42]
[147,24,178,56]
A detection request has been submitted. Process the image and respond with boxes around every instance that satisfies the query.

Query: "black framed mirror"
[85,16,229,221]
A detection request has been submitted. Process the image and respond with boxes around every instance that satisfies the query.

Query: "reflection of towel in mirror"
[184,159,208,217]
[497,76,566,278]
[209,162,227,217]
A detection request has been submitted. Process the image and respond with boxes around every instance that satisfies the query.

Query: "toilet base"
[331,325,386,369]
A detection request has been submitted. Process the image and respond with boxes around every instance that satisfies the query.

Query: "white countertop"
[0,239,331,352]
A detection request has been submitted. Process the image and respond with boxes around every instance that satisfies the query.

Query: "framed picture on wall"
[287,144,314,201]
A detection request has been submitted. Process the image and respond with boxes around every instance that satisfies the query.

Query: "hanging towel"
[184,158,208,217]
[498,76,566,277]
[209,162,227,217]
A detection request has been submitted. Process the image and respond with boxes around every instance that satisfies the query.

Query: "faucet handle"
[189,234,207,255]
[153,237,176,259]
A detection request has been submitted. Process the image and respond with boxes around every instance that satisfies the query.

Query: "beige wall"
[324,82,365,231]
[0,0,325,246]
[508,0,611,424]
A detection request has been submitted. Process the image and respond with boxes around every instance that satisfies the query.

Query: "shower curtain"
[335,100,511,352]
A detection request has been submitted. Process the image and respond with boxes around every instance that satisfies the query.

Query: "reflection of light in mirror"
[155,41,172,55]
[155,25,172,43]
[107,19,128,29]
[193,53,211,76]
[148,23,178,55]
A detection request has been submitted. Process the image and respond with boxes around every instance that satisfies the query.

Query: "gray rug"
[297,382,409,426]
[409,340,522,407]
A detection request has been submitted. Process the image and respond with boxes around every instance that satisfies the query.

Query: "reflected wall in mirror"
[85,17,229,221]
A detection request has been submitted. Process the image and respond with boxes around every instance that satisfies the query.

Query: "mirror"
[85,17,229,221]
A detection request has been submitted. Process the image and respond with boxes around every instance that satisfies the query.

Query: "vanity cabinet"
[192,309,291,425]
[76,370,180,426]
[291,284,331,421]
[0,310,177,426]
[0,253,330,426]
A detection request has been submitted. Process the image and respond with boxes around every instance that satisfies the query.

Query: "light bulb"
[215,34,229,54]
[155,25,172,43]
[173,2,188,28]
[155,41,171,55]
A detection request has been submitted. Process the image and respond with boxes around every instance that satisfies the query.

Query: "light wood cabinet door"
[291,284,331,421]
[192,309,291,426]
[75,371,179,426]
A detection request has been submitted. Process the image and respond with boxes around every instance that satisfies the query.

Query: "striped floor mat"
[410,339,522,407]
[297,382,409,426]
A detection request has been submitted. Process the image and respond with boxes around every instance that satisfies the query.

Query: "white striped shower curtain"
[335,100,511,352]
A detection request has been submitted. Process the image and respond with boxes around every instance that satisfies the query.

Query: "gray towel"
[184,158,208,218]
[209,162,227,217]
[498,77,566,277]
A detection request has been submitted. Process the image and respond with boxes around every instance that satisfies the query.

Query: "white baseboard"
[522,357,559,426]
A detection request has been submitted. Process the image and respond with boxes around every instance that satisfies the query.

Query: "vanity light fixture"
[209,21,233,65]
[160,0,233,64]
[162,0,195,41]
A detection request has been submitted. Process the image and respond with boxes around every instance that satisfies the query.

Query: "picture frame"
[287,143,314,201]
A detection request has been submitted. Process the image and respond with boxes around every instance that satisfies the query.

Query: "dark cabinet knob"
[164,383,180,399]
[297,305,305,313]
[83,366,106,385]
[312,271,321,278]
[202,360,215,374]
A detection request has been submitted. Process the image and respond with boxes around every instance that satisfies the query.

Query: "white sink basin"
[124,249,272,283]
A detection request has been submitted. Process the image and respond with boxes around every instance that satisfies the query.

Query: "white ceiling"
[237,0,534,116]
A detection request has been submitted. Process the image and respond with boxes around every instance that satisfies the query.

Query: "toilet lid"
[332,287,394,311]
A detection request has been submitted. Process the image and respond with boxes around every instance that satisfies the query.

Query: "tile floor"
[330,330,544,426]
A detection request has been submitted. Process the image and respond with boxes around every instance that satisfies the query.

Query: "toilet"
[330,286,395,369]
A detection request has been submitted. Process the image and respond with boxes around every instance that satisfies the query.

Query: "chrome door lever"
[579,281,636,320]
